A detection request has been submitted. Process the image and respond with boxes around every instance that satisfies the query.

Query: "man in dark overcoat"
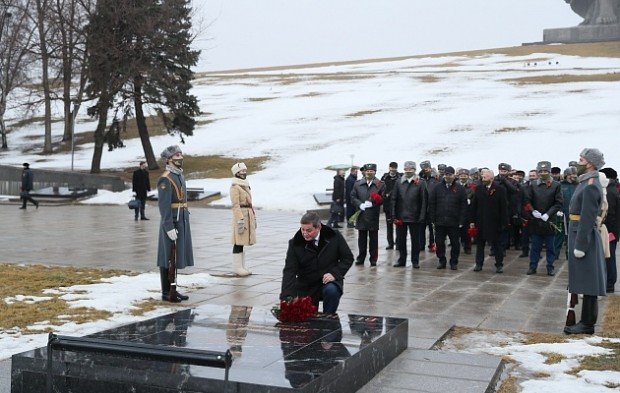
[345,166,359,228]
[380,162,402,249]
[350,163,385,266]
[600,167,619,293]
[132,161,151,220]
[470,169,508,273]
[157,145,194,302]
[391,161,427,268]
[327,169,346,228]
[418,160,438,251]
[564,148,607,335]
[523,161,563,276]
[428,166,468,270]
[19,163,39,209]
[280,212,353,314]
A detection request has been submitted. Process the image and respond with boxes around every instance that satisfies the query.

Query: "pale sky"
[191,0,582,72]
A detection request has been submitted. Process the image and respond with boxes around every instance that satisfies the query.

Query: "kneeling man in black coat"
[280,212,354,314]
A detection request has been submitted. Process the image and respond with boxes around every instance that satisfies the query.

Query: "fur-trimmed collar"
[578,170,599,183]
[231,177,250,188]
[400,175,418,184]
[292,224,336,246]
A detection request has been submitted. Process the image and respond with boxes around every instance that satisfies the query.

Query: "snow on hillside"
[1,51,619,211]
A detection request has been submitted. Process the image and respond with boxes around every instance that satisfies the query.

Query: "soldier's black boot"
[564,295,596,335]
[160,268,181,302]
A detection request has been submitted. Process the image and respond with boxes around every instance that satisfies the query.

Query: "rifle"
[565,292,578,326]
[168,240,177,302]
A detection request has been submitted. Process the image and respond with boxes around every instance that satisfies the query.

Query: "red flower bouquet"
[271,296,318,322]
[369,192,383,205]
[393,218,404,227]
[467,226,478,242]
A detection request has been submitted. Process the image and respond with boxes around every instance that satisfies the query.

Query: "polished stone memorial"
[11,304,408,393]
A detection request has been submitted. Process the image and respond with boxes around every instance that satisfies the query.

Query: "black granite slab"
[11,304,408,393]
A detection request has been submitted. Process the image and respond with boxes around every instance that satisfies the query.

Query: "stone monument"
[544,0,620,43]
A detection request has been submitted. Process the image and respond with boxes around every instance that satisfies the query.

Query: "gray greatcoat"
[350,178,386,231]
[567,171,606,296]
[157,170,194,269]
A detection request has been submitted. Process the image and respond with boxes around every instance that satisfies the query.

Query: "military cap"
[536,161,552,172]
[580,148,605,169]
[444,166,455,175]
[469,167,479,176]
[515,170,525,176]
[160,145,182,160]
[22,162,29,168]
[438,164,447,171]
[420,160,431,169]
[364,163,377,171]
[351,165,360,170]
[403,161,416,170]
[457,168,469,176]
[551,166,561,174]
[568,161,578,168]
[498,163,511,171]
[564,167,577,176]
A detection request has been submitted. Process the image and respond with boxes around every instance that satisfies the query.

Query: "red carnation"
[271,296,318,322]
[393,218,404,227]
[369,192,383,205]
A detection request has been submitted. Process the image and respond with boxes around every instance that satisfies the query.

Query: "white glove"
[532,210,542,219]
[556,211,564,217]
[363,201,373,208]
[237,220,245,234]
[541,213,549,222]
[166,228,178,241]
[574,249,585,258]
[359,203,366,211]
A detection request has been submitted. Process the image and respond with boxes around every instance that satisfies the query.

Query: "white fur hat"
[231,162,247,175]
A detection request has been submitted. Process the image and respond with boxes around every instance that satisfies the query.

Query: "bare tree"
[32,0,54,153]
[0,0,37,150]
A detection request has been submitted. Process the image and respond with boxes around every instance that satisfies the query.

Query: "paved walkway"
[1,203,616,392]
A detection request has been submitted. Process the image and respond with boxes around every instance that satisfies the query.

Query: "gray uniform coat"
[567,171,606,296]
[157,170,194,269]
[350,178,385,231]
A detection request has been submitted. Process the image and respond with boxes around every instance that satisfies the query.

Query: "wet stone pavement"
[1,203,615,392]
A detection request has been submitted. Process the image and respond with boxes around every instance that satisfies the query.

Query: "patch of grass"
[601,294,620,338]
[523,332,569,345]
[542,352,566,365]
[346,109,381,117]
[532,371,551,378]
[496,375,519,393]
[567,341,620,375]
[504,73,620,85]
[450,126,473,133]
[296,92,322,98]
[494,127,527,134]
[605,382,620,389]
[0,264,132,332]
[428,42,620,59]
[129,299,178,316]
[416,75,442,83]
[426,147,451,155]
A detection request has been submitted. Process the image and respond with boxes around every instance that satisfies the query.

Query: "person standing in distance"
[19,163,39,209]
[157,145,193,302]
[132,161,151,220]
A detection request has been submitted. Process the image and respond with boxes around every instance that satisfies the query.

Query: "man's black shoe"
[355,259,364,265]
[141,217,150,220]
[526,268,537,275]
[518,253,529,258]
[35,202,39,209]
[162,294,182,303]
[385,245,394,250]
[392,262,405,267]
[19,206,26,209]
[473,264,482,272]
[547,267,555,276]
[450,265,457,270]
[412,263,420,269]
[607,287,615,293]
[135,217,138,221]
[370,261,377,267]
[496,266,504,274]
[437,262,446,269]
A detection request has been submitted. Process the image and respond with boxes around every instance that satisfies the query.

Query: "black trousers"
[357,230,378,263]
[396,222,421,264]
[521,224,530,255]
[384,210,395,247]
[135,197,147,219]
[459,225,471,251]
[435,225,461,265]
[475,237,504,267]
[20,192,38,208]
[419,221,435,248]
